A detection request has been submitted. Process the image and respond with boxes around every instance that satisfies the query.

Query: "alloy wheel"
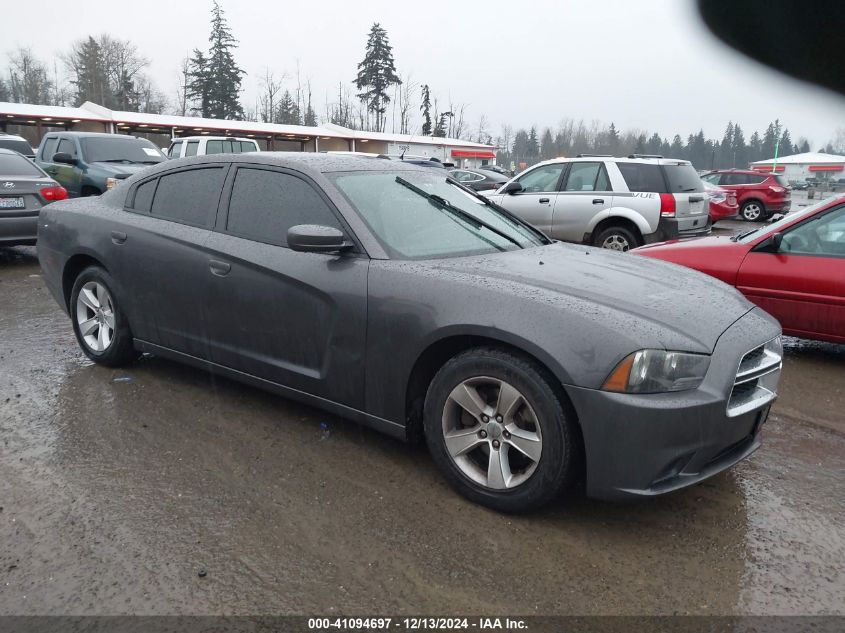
[441,376,542,489]
[75,281,115,353]
[601,234,630,251]
[743,203,762,221]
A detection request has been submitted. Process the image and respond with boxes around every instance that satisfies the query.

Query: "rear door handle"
[592,198,605,204]
[110,231,127,244]
[539,198,550,204]
[209,259,231,276]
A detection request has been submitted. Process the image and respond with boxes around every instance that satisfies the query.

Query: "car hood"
[431,242,753,353]
[89,162,159,177]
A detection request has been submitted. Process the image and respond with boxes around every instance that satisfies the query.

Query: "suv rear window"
[0,153,43,176]
[662,163,703,193]
[617,163,666,192]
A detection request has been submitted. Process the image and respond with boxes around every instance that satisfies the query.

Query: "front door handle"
[110,231,127,244]
[539,197,550,204]
[592,199,605,205]
[209,259,231,276]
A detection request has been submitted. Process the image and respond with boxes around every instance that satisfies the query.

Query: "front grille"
[727,338,782,417]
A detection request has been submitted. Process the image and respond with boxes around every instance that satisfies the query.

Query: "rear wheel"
[594,225,640,251]
[423,347,577,513]
[70,266,139,367]
[740,200,766,222]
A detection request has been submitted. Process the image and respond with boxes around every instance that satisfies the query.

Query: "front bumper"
[0,214,38,245]
[566,308,782,500]
[644,216,711,244]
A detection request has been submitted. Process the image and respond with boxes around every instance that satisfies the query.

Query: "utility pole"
[772,120,782,173]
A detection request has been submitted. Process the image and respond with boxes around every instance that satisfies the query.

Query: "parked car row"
[35,152,784,513]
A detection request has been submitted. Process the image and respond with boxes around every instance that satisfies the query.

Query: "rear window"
[662,163,704,193]
[0,138,34,156]
[0,153,43,176]
[185,141,199,157]
[617,162,666,192]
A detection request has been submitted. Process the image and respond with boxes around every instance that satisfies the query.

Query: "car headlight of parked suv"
[603,350,711,393]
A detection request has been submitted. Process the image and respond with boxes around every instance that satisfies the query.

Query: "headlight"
[602,350,710,394]
[106,177,118,189]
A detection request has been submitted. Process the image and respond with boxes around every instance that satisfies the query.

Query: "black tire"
[70,266,139,367]
[740,199,766,222]
[423,347,577,513]
[593,225,640,251]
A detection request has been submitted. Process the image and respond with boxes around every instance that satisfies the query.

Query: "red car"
[701,169,791,222]
[703,181,738,222]
[634,196,845,344]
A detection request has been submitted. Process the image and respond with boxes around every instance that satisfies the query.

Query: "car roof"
[0,133,29,142]
[172,136,258,142]
[707,168,770,175]
[132,152,432,178]
[43,131,137,139]
[526,155,690,168]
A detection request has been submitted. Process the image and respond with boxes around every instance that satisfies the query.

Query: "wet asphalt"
[0,230,843,615]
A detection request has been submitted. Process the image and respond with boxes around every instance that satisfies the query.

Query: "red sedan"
[634,196,845,344]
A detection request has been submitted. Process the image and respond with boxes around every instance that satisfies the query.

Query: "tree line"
[1,0,842,169]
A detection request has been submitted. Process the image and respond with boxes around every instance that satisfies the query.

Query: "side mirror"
[287,224,352,254]
[501,181,523,195]
[52,152,77,165]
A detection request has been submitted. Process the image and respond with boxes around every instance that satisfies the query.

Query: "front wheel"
[70,266,139,367]
[594,225,640,251]
[424,347,577,513]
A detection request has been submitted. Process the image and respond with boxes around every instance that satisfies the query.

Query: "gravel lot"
[0,229,843,615]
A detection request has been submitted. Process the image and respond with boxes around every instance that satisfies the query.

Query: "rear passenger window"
[185,141,199,157]
[240,141,257,152]
[150,167,224,227]
[169,141,183,158]
[617,163,666,192]
[722,173,748,185]
[42,138,59,161]
[564,162,608,192]
[226,168,341,247]
[131,179,157,213]
[746,174,767,185]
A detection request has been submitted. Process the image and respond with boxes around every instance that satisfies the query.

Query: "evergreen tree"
[540,128,554,159]
[277,90,300,125]
[420,84,432,136]
[799,138,811,153]
[433,113,447,138]
[645,132,662,155]
[761,121,778,160]
[0,78,9,102]
[186,49,211,116]
[354,23,401,132]
[718,122,734,167]
[670,134,684,158]
[634,134,647,155]
[188,1,244,119]
[68,36,108,106]
[527,127,539,158]
[780,129,794,157]
[748,130,762,163]
[605,122,620,154]
[732,124,747,168]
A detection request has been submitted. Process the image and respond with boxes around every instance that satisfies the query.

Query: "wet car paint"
[0,245,843,615]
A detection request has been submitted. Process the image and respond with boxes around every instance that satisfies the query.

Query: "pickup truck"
[35,132,166,197]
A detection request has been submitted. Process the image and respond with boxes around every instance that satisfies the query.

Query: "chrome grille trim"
[727,337,782,418]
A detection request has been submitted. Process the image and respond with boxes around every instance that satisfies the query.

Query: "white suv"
[167,136,260,159]
[486,155,710,250]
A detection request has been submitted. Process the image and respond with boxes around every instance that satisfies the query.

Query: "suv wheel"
[71,266,139,367]
[740,200,765,222]
[423,347,576,513]
[594,225,639,251]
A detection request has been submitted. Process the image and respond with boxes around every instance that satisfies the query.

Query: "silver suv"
[486,155,710,250]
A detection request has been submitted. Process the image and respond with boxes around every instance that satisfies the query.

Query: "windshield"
[663,163,704,193]
[330,170,546,259]
[0,138,35,156]
[737,197,844,243]
[81,137,166,164]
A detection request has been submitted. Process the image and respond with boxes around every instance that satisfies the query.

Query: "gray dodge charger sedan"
[37,153,782,512]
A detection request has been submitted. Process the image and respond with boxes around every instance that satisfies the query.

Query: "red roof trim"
[808,165,844,172]
[451,149,496,158]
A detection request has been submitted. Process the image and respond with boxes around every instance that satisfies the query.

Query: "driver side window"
[780,206,845,256]
[516,164,565,193]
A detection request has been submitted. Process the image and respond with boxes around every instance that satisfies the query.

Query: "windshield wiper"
[395,176,524,249]
[100,159,135,163]
[731,228,759,242]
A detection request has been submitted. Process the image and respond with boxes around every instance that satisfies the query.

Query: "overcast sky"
[9,0,844,146]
